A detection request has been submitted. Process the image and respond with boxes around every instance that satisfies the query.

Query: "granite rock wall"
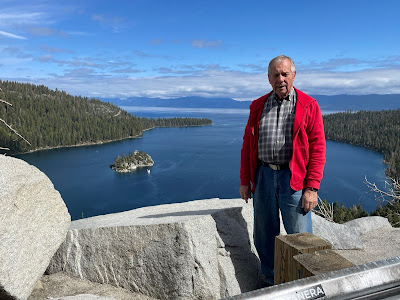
[0,156,71,300]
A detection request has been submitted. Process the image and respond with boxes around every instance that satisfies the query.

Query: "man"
[239,55,326,286]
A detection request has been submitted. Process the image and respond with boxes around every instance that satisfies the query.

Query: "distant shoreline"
[19,128,152,155]
[18,124,211,155]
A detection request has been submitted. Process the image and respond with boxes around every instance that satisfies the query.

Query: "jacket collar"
[249,92,271,112]
[294,87,313,108]
[293,87,315,134]
[250,87,315,135]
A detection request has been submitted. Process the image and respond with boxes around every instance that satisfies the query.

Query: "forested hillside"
[0,80,211,154]
[323,109,400,180]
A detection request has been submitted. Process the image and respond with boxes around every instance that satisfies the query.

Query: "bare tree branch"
[313,195,334,222]
[0,86,31,150]
[364,176,400,205]
[0,99,12,106]
[0,118,31,146]
[365,176,400,226]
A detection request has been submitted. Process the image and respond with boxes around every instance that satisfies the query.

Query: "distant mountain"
[103,96,251,109]
[315,94,400,111]
[104,94,400,111]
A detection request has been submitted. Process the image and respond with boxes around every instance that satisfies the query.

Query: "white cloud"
[92,14,105,22]
[298,57,400,72]
[0,5,59,39]
[112,67,141,74]
[40,45,74,54]
[0,12,44,26]
[12,70,265,100]
[0,30,26,39]
[296,68,400,95]
[3,63,400,100]
[191,39,223,49]
[91,13,127,33]
[27,26,58,36]
[151,38,164,45]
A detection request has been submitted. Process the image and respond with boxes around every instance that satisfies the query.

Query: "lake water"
[17,107,388,220]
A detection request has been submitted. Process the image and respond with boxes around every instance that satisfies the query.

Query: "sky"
[1,0,400,101]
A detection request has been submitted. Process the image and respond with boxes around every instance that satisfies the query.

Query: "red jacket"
[240,87,326,192]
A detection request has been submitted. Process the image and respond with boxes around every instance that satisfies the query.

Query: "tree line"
[323,109,400,181]
[322,109,400,226]
[0,80,211,154]
[316,199,400,227]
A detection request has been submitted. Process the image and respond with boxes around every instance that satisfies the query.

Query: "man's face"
[268,59,296,99]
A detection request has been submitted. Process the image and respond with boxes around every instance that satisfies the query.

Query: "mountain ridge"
[104,94,400,111]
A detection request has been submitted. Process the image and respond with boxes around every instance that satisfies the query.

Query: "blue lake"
[17,107,388,220]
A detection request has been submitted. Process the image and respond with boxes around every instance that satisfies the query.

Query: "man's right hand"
[239,185,251,203]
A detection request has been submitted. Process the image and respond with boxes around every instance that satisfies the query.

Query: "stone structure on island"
[0,155,71,300]
[110,150,154,173]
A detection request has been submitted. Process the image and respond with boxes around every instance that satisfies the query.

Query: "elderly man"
[239,55,326,286]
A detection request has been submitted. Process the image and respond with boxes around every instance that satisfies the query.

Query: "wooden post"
[274,233,332,285]
[294,249,355,279]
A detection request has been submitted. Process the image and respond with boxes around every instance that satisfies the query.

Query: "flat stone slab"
[47,198,262,300]
[67,198,250,229]
[344,216,392,235]
[311,213,364,250]
[335,227,400,266]
[0,156,70,300]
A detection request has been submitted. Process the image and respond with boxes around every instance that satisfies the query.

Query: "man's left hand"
[302,188,318,212]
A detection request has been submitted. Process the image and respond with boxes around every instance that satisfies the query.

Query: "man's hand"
[240,185,251,203]
[302,188,318,212]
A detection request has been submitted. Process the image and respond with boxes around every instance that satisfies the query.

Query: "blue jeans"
[253,164,312,285]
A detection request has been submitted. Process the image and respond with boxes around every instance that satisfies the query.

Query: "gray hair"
[268,55,296,74]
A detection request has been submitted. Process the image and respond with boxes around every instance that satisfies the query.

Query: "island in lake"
[110,150,154,173]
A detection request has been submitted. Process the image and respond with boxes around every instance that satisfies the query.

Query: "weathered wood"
[294,249,355,278]
[274,233,332,284]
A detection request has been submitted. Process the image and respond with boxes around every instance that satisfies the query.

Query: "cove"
[17,108,388,220]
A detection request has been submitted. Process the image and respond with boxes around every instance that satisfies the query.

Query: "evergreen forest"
[323,109,400,181]
[323,109,400,226]
[316,199,400,227]
[0,80,211,154]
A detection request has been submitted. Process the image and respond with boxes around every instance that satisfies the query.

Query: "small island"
[110,150,154,173]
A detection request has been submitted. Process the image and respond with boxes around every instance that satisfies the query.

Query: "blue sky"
[1,0,400,100]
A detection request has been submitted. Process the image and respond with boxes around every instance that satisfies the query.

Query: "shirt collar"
[273,88,295,102]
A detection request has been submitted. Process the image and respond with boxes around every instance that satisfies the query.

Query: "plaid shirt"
[258,88,296,164]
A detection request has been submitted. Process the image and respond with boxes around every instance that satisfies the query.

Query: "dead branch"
[0,99,12,106]
[365,176,400,226]
[0,86,31,150]
[313,195,334,222]
[0,118,31,146]
[364,176,400,205]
